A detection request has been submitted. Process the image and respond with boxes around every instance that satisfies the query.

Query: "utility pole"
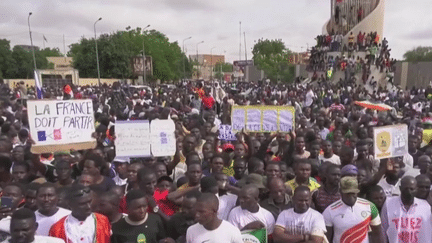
[244,32,247,61]
[94,17,102,86]
[28,12,37,70]
[182,37,192,80]
[239,21,242,61]
[142,25,150,84]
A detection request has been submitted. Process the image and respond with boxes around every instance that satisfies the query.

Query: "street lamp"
[27,12,37,70]
[182,36,192,80]
[94,17,102,86]
[210,47,216,80]
[196,41,204,79]
[142,24,150,84]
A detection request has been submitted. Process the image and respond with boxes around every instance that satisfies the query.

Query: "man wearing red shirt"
[357,31,365,51]
[201,88,215,111]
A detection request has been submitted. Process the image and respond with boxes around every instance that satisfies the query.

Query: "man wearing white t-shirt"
[35,183,71,236]
[10,208,64,243]
[318,141,341,165]
[305,87,315,107]
[274,186,327,243]
[381,176,432,243]
[228,185,275,235]
[186,193,242,243]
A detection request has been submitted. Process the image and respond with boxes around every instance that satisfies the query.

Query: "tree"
[0,40,63,79]
[214,62,233,72]
[0,39,14,78]
[403,46,432,62]
[68,28,190,82]
[252,39,294,82]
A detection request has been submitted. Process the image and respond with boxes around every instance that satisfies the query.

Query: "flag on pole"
[34,70,43,99]
[43,35,48,42]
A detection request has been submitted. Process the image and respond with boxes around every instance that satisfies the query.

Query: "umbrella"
[354,101,392,111]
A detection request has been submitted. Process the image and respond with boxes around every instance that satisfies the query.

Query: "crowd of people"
[333,0,379,35]
[308,31,396,90]
[1,77,432,243]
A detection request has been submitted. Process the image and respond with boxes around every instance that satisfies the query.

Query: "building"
[291,52,310,65]
[36,57,79,87]
[6,56,121,88]
[14,45,40,52]
[189,54,225,80]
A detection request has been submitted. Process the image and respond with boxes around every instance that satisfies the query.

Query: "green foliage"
[214,62,233,72]
[0,39,63,79]
[214,71,224,80]
[252,38,294,82]
[0,39,13,78]
[68,28,189,82]
[403,46,432,62]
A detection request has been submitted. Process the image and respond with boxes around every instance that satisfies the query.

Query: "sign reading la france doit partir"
[27,99,97,153]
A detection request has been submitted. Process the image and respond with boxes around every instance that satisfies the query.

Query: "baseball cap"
[222,143,235,152]
[341,164,358,176]
[340,177,360,194]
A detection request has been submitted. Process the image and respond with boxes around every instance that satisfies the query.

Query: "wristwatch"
[153,205,160,213]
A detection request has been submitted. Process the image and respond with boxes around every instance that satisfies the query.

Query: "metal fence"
[42,79,72,88]
[329,0,379,34]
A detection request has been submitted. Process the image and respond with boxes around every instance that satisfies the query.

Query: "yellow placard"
[231,105,295,132]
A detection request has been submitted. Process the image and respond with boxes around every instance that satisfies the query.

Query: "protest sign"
[232,107,246,131]
[422,129,432,146]
[115,120,150,158]
[262,109,278,132]
[241,228,267,243]
[218,125,237,141]
[374,124,408,159]
[27,99,96,153]
[231,106,295,132]
[150,119,176,157]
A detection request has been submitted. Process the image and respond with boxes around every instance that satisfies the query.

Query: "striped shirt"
[285,177,321,194]
[323,198,381,243]
[313,187,341,213]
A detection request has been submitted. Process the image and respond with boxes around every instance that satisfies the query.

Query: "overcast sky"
[1,0,431,63]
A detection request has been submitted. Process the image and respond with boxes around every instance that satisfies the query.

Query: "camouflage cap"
[340,176,360,194]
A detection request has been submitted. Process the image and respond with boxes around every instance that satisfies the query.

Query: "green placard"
[241,228,267,243]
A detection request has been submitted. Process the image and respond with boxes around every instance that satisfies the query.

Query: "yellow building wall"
[6,78,121,89]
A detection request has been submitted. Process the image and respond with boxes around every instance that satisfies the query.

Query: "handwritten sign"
[115,120,150,157]
[231,106,295,132]
[232,108,246,131]
[247,109,262,132]
[218,125,237,141]
[27,99,96,153]
[263,110,278,132]
[374,124,408,159]
[150,119,176,157]
[279,110,294,132]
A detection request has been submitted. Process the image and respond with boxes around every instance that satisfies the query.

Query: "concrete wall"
[394,62,432,89]
[295,64,308,78]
